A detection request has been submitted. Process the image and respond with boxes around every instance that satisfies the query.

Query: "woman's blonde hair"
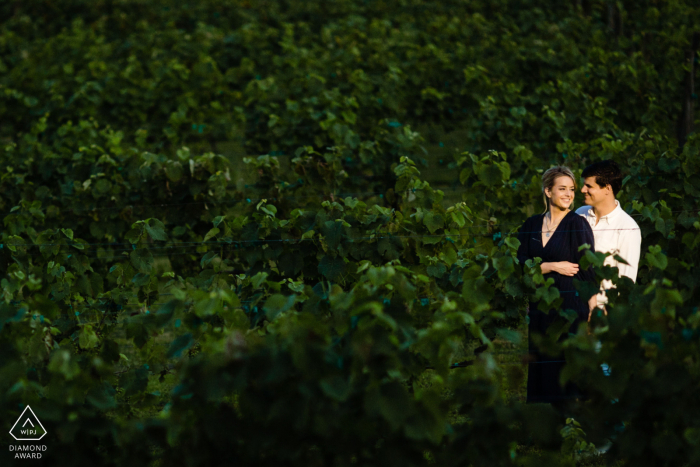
[541,166,576,212]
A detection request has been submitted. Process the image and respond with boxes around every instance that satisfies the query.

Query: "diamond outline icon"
[9,406,47,441]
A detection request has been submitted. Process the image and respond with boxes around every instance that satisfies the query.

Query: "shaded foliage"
[1,1,700,466]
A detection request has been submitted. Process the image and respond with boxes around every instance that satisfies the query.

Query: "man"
[576,160,642,314]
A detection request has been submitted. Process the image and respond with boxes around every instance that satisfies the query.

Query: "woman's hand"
[541,261,579,276]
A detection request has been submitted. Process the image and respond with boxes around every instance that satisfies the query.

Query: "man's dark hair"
[582,160,623,196]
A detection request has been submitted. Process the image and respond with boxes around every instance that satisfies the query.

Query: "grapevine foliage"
[1,1,700,466]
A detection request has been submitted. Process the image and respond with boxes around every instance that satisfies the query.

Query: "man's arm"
[616,226,642,283]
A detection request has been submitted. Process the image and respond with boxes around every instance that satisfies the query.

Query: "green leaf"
[131,273,151,287]
[476,163,502,186]
[356,260,371,273]
[4,235,23,253]
[535,282,560,305]
[279,250,304,276]
[378,236,402,260]
[77,273,102,297]
[320,375,352,401]
[79,325,100,349]
[319,255,346,281]
[251,272,269,289]
[581,250,605,269]
[94,178,112,194]
[164,161,184,181]
[71,238,87,250]
[145,218,168,241]
[422,236,442,245]
[89,273,104,296]
[48,349,80,380]
[497,161,511,180]
[125,227,142,244]
[125,317,151,348]
[658,157,679,173]
[462,266,494,307]
[655,218,666,236]
[167,333,194,359]
[451,211,465,227]
[201,251,217,268]
[423,212,445,233]
[86,381,118,410]
[504,237,520,251]
[100,338,121,364]
[263,294,296,320]
[322,221,343,250]
[61,228,74,240]
[119,367,149,396]
[651,288,683,316]
[646,245,668,270]
[130,248,154,273]
[427,263,447,278]
[492,256,514,280]
[195,297,220,317]
[154,300,178,327]
[459,168,471,185]
[573,278,600,302]
[439,245,458,266]
[228,309,250,330]
[495,327,522,345]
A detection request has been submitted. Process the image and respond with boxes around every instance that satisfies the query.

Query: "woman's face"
[546,175,576,210]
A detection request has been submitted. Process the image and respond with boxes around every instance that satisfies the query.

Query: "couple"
[516,160,642,404]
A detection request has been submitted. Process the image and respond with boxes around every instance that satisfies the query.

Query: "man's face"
[581,176,609,206]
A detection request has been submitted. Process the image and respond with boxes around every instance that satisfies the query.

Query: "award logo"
[9,406,47,441]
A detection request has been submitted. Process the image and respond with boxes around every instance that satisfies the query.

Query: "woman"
[516,166,597,404]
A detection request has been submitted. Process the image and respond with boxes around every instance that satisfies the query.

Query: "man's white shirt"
[575,200,642,305]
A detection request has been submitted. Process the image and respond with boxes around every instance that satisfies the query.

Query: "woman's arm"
[517,217,579,276]
[541,261,579,276]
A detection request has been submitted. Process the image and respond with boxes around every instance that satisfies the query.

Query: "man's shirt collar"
[586,200,620,225]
